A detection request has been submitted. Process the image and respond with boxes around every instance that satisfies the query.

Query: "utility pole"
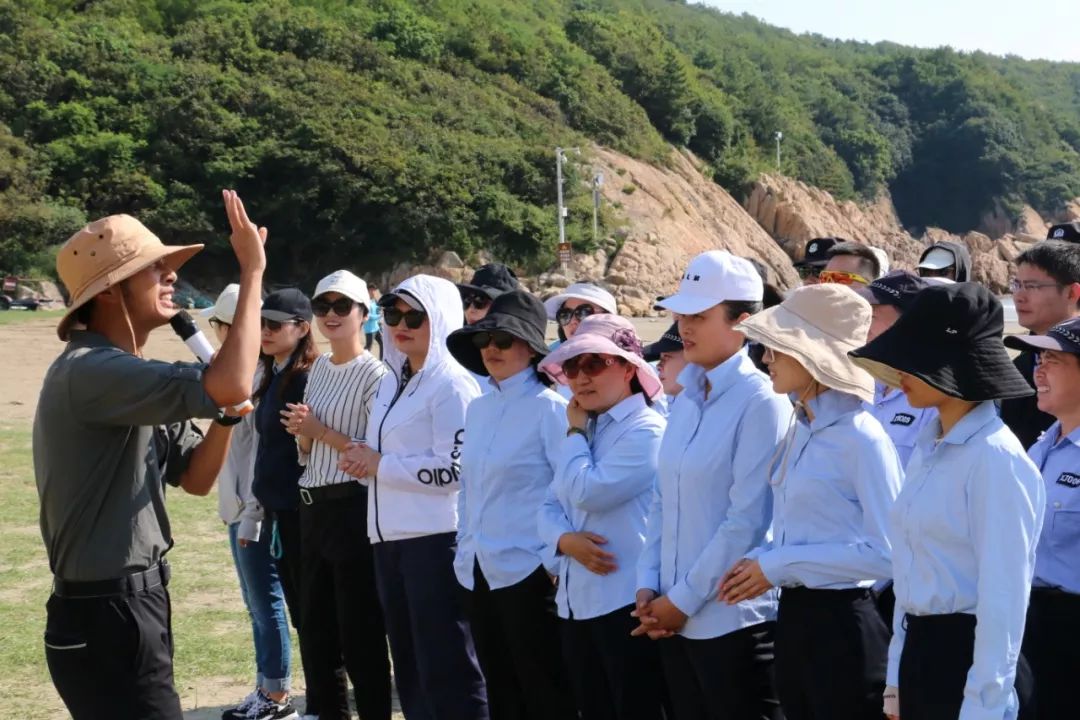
[592,172,603,243]
[556,147,568,248]
[775,130,783,170]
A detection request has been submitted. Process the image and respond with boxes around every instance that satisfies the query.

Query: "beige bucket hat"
[735,283,875,403]
[56,214,203,340]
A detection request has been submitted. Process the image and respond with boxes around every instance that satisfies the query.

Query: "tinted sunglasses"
[261,318,300,332]
[796,265,821,280]
[208,317,230,330]
[472,330,516,350]
[312,297,357,317]
[462,293,491,311]
[562,353,621,379]
[383,307,427,329]
[555,304,600,327]
[818,269,870,286]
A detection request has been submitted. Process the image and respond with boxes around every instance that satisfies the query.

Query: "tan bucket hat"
[56,214,203,340]
[735,283,875,403]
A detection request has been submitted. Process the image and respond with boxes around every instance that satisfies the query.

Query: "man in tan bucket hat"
[33,191,267,719]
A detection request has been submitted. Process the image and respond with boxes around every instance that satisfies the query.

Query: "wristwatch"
[566,427,587,439]
[214,413,244,427]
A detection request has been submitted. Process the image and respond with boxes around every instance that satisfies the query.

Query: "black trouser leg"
[774,587,888,720]
[1023,589,1080,719]
[562,604,665,720]
[463,562,575,720]
[274,508,323,715]
[45,585,182,720]
[660,623,782,720]
[900,613,1035,720]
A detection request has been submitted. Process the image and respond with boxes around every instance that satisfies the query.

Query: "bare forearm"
[203,269,263,406]
[180,423,234,496]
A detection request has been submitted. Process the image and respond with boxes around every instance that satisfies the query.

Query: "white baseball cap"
[917,247,957,271]
[543,282,618,320]
[657,251,763,315]
[200,283,249,324]
[314,269,369,309]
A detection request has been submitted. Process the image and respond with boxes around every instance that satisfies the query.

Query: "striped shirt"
[298,351,387,488]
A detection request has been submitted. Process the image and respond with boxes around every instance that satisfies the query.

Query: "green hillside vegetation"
[1,0,1079,284]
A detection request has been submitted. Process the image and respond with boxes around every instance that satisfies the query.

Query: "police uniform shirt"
[1028,421,1080,594]
[865,382,937,469]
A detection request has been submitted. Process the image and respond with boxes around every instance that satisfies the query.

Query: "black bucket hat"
[446,289,549,376]
[849,282,1033,401]
[643,322,683,362]
[458,263,520,300]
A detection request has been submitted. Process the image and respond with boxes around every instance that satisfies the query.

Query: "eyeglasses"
[208,318,230,330]
[556,304,600,327]
[796,266,820,280]
[818,270,870,286]
[312,297,357,317]
[472,330,515,350]
[1009,279,1064,293]
[261,318,300,332]
[383,307,427,329]
[462,294,491,311]
[563,353,622,379]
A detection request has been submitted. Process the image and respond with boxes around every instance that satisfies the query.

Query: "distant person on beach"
[1005,317,1080,720]
[364,283,383,359]
[821,242,881,288]
[33,192,265,720]
[1001,241,1080,448]
[916,241,971,282]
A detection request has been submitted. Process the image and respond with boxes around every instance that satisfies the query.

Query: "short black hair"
[1016,241,1080,288]
[75,299,95,325]
[722,300,764,322]
[827,242,881,279]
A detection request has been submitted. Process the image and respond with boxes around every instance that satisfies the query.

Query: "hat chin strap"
[769,379,819,488]
[118,290,142,359]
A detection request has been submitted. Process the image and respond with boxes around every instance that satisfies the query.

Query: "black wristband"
[214,413,244,427]
[566,427,588,439]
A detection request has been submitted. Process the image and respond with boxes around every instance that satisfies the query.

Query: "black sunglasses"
[472,330,516,350]
[208,317,230,330]
[462,293,491,311]
[383,307,427,330]
[313,297,357,317]
[563,353,621,379]
[261,318,300,332]
[555,304,600,327]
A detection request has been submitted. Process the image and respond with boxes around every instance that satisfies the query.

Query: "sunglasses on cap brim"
[472,330,516,350]
[563,353,624,379]
[384,307,427,329]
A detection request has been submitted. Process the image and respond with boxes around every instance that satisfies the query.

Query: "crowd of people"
[32,192,1080,720]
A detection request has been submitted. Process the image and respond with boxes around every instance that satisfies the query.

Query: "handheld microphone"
[169,310,254,416]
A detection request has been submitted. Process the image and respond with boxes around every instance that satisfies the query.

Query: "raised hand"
[222,190,267,274]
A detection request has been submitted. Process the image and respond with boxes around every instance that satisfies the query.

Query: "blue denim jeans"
[228,522,291,693]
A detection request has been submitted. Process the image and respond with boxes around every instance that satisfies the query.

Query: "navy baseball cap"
[261,288,313,322]
[643,323,683,362]
[857,270,929,312]
[1005,317,1080,356]
[1047,222,1080,243]
[795,237,840,269]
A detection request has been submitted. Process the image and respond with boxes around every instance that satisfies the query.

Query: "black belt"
[1032,586,1080,600]
[298,482,365,506]
[52,561,170,599]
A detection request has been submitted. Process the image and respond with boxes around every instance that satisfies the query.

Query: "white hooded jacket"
[366,274,482,543]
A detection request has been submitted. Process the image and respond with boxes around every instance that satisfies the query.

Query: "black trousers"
[374,532,489,720]
[45,583,181,719]
[660,622,782,720]
[365,331,383,359]
[300,490,392,720]
[1023,588,1080,719]
[561,603,666,720]
[460,561,575,720]
[273,507,325,715]
[900,613,1034,720]
[774,587,888,720]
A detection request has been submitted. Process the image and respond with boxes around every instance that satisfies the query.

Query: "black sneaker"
[221,690,260,720]
[244,690,299,720]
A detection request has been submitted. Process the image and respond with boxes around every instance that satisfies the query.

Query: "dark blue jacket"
[253,362,308,512]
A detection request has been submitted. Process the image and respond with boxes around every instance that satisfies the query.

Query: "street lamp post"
[775,130,783,170]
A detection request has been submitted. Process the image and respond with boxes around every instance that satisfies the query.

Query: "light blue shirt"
[363,303,381,334]
[637,349,791,640]
[1028,421,1080,594]
[538,393,665,620]
[454,369,568,590]
[888,401,1045,720]
[864,381,938,469]
[756,390,902,589]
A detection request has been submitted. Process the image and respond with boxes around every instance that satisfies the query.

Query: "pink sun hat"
[540,314,663,400]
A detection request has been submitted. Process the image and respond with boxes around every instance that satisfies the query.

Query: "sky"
[701,1,1080,63]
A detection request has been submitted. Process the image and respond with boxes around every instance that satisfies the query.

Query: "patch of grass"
[0,309,64,327]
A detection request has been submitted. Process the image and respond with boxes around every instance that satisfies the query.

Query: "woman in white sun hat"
[538,314,667,720]
[632,250,791,719]
[717,283,903,720]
